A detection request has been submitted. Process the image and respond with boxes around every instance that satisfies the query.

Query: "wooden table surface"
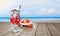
[0,22,60,36]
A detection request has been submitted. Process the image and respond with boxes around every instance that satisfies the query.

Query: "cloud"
[20,10,28,15]
[35,8,56,15]
[55,0,60,1]
[40,7,47,12]
[17,9,28,17]
[47,8,55,14]
[18,0,53,6]
[58,4,60,7]
[0,0,13,10]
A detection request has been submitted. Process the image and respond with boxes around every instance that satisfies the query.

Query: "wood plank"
[20,23,38,36]
[52,24,60,32]
[0,22,24,36]
[0,22,13,36]
[2,29,23,36]
[36,24,51,36]
[46,24,60,36]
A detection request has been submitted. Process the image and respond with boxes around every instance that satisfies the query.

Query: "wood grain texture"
[0,22,60,36]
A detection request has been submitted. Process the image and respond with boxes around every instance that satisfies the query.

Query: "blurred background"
[0,0,60,22]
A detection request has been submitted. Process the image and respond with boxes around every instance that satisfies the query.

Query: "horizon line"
[0,17,60,19]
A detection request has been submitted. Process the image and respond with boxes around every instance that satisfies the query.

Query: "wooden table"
[0,22,60,36]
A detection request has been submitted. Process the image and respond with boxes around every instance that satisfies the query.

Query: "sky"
[0,0,60,17]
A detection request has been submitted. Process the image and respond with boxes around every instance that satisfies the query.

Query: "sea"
[0,17,60,22]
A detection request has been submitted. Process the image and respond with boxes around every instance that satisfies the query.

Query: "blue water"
[0,17,60,22]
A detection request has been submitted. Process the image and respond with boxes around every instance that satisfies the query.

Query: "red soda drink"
[15,15,20,26]
[10,5,21,33]
[10,9,20,26]
[10,14,15,24]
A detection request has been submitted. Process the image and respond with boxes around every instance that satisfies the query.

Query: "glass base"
[11,29,20,33]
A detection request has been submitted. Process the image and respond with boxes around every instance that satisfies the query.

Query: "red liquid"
[15,16,20,24]
[10,17,15,24]
[10,14,20,26]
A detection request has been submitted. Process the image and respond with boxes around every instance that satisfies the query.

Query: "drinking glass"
[10,9,20,33]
